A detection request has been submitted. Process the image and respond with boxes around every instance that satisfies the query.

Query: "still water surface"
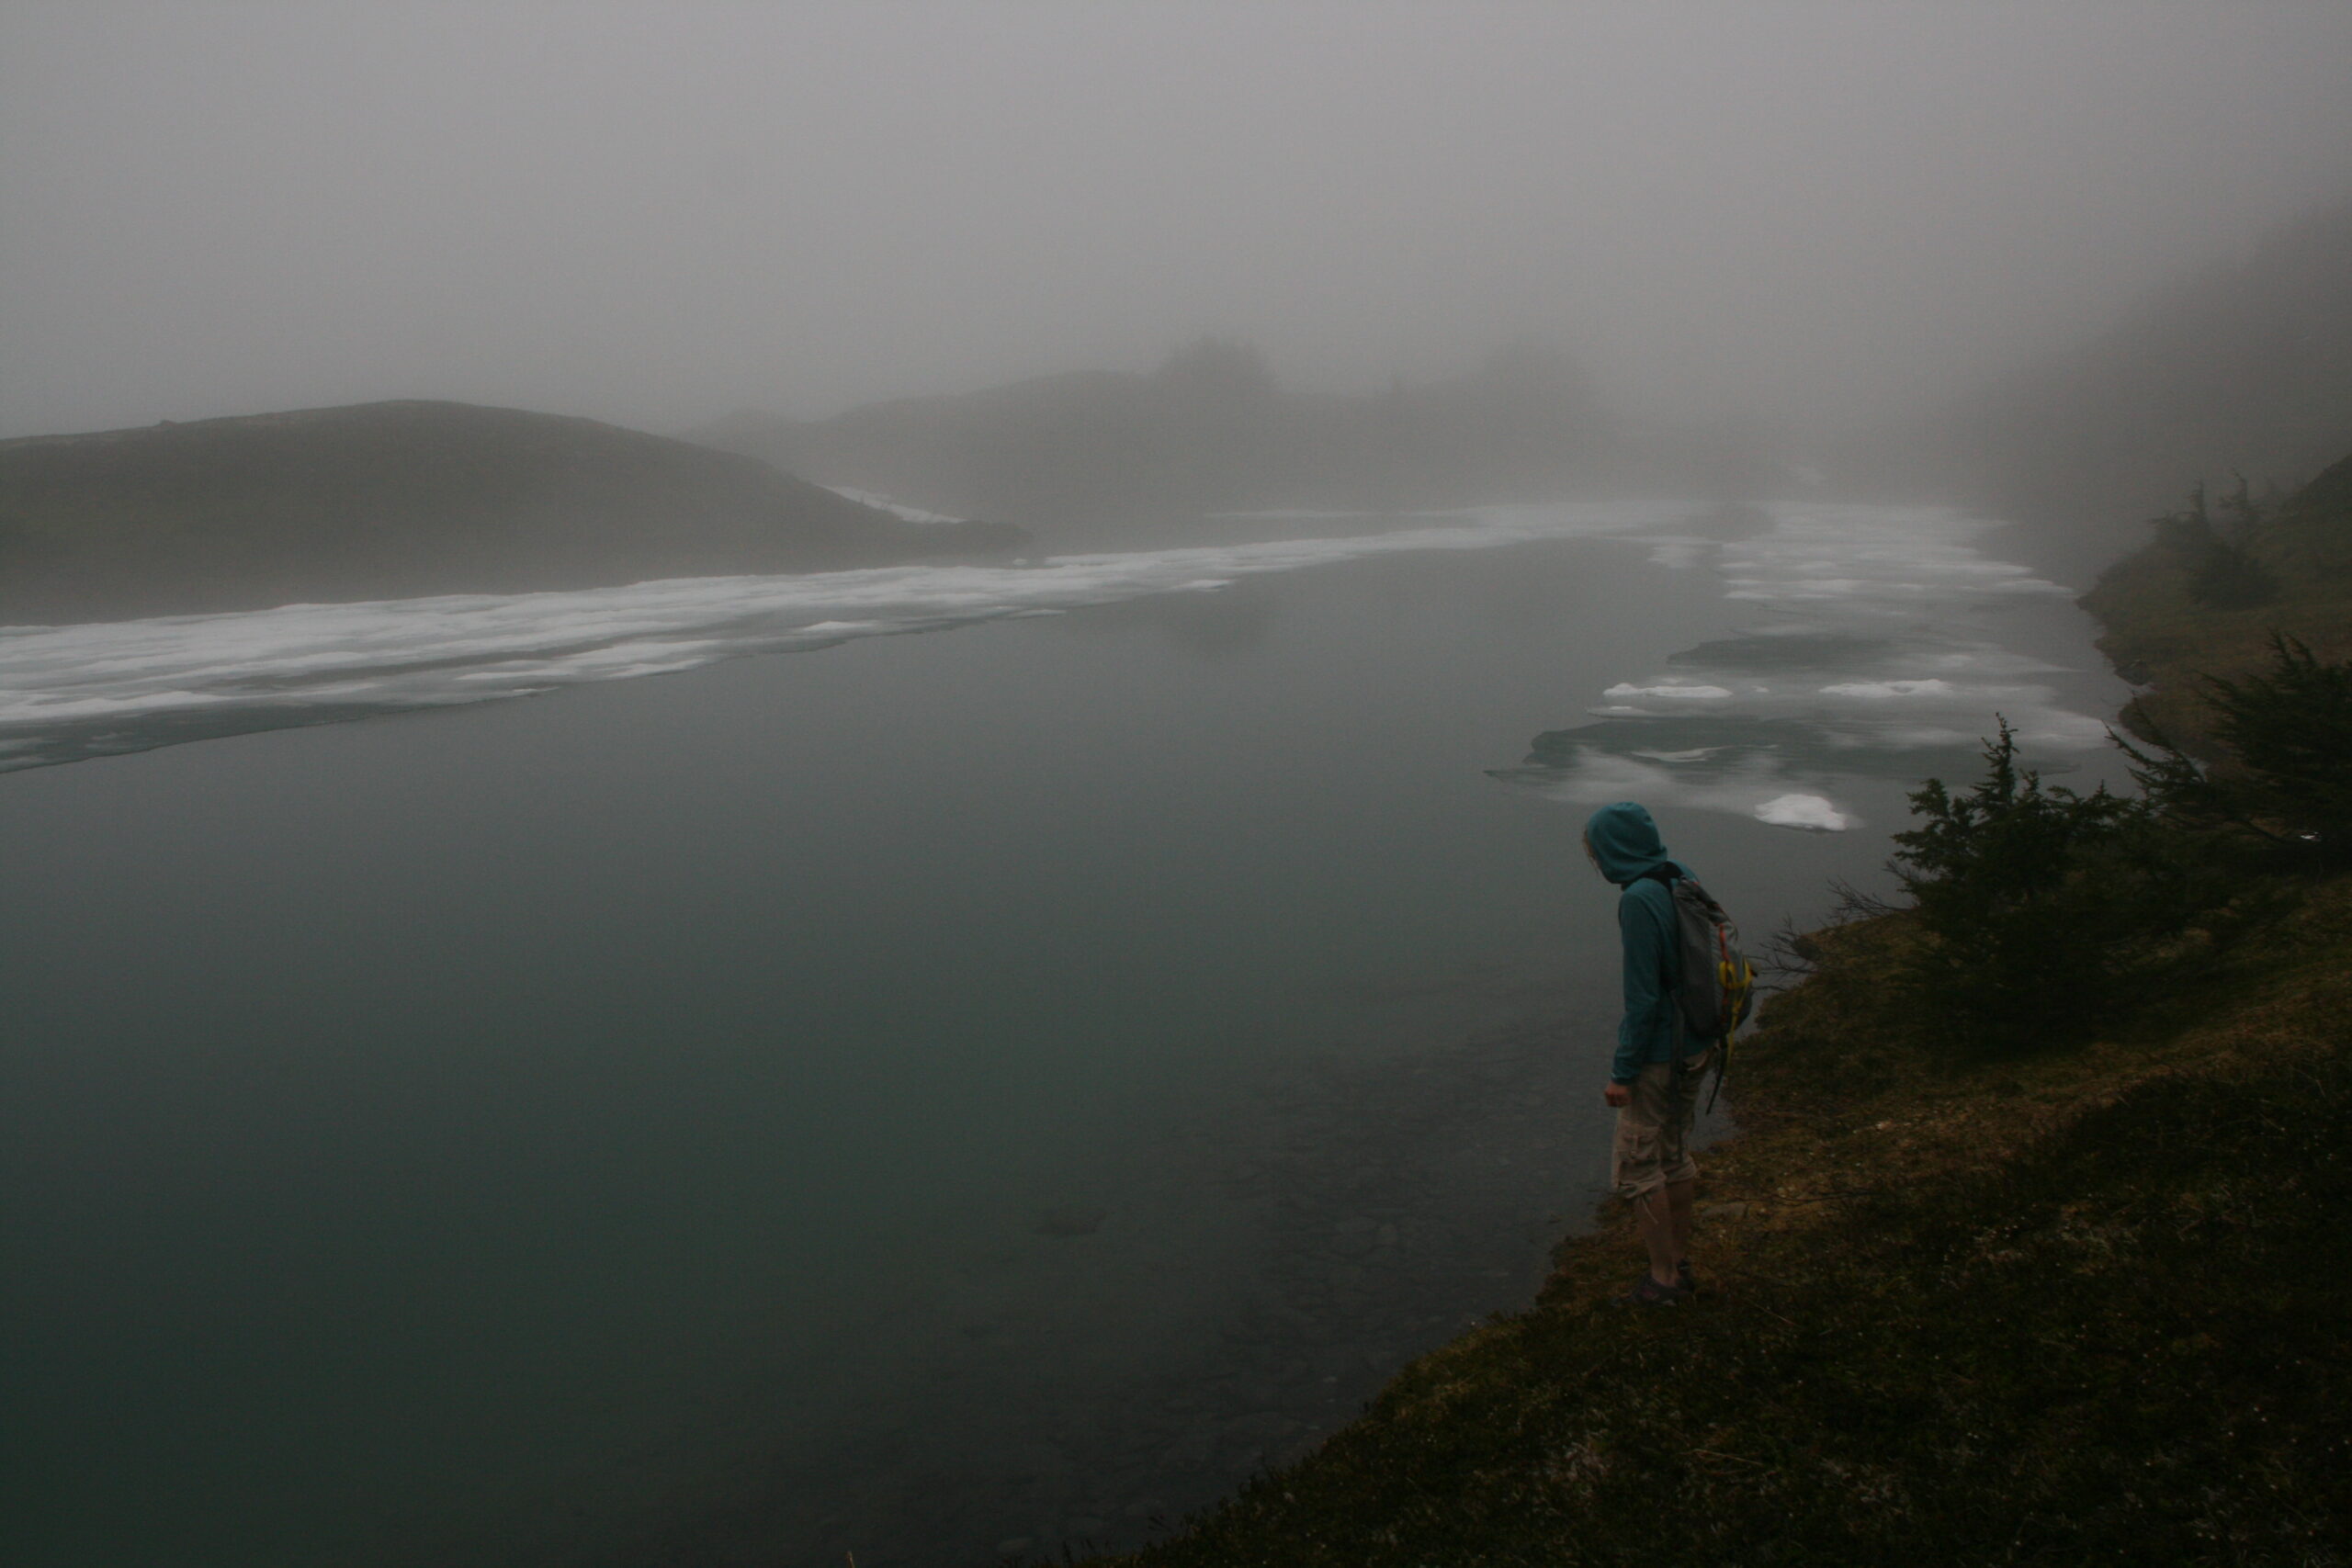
[0,507,2123,1564]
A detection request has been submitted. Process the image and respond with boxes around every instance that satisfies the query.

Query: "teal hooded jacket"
[1584,801,1689,1084]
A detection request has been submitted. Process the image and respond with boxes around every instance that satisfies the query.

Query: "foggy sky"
[6,2,2351,441]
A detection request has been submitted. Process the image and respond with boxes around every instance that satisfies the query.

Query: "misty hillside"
[1951,199,2352,575]
[695,339,1634,537]
[0,400,1026,622]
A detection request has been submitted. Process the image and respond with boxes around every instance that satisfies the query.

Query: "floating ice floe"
[1522,499,2120,833]
[1492,751,1858,834]
[1600,682,1734,703]
[1819,678,1962,700]
[1753,794,1851,831]
[1203,507,1406,522]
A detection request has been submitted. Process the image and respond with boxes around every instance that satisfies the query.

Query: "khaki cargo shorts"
[1611,1049,1712,1200]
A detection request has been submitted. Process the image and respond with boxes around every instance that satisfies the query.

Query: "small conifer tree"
[2156,479,2278,609]
[1891,720,2148,1048]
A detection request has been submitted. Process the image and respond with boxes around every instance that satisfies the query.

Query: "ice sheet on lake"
[1507,502,2112,832]
[1601,682,1735,703]
[0,500,1693,773]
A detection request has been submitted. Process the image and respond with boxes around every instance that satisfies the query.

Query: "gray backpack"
[1642,866,1757,1105]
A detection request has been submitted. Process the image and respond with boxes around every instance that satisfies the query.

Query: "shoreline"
[1091,863,2350,1564]
[1081,465,2352,1564]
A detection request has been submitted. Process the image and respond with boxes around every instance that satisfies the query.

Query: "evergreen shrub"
[1889,720,2163,1050]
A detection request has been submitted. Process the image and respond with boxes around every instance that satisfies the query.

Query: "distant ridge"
[1952,198,2352,575]
[693,338,1639,540]
[0,400,1026,623]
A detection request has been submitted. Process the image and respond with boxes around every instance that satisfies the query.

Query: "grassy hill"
[1077,451,2352,1566]
[0,400,1026,623]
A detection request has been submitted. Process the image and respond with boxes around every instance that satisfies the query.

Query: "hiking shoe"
[1677,1259,1697,1294]
[1613,1272,1688,1308]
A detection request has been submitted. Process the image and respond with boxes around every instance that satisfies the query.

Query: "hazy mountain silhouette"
[1945,197,2352,576]
[0,400,1026,623]
[695,338,1630,538]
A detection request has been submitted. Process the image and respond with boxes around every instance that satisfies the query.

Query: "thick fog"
[5,1,2350,440]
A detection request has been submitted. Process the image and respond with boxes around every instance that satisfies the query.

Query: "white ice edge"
[0,500,1694,766]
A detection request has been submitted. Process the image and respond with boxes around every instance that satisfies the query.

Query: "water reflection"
[1047,576,1278,658]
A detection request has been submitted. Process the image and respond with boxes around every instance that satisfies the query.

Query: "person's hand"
[1603,1081,1632,1108]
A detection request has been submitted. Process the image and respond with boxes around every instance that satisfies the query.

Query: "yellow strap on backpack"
[1707,957,1753,1115]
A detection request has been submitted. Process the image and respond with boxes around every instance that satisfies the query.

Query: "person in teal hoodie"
[1585,800,1709,1305]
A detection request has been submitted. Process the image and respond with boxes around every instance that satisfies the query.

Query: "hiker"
[1585,800,1712,1307]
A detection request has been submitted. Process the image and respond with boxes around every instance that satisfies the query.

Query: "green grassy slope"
[0,400,1025,622]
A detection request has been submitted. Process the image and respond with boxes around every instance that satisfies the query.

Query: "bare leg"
[1667,1177,1694,1261]
[1633,1189,1679,1288]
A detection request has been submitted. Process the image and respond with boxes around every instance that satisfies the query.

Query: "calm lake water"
[0,503,2125,1565]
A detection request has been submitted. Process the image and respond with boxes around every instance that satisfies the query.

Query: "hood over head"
[1583,800,1672,886]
